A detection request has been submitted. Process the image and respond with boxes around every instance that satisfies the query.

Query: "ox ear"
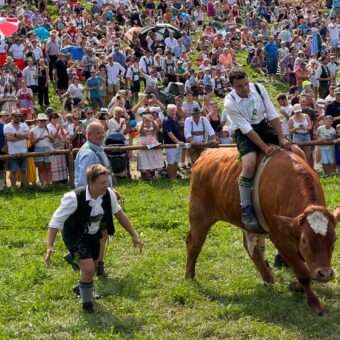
[332,206,340,224]
[274,215,300,239]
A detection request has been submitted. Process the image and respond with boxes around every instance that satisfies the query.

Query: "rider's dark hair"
[229,69,248,85]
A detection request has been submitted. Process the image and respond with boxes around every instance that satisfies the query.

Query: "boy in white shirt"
[316,115,336,175]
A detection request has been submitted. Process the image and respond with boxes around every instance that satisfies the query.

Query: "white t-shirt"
[31,126,52,148]
[4,122,30,154]
[329,24,340,42]
[107,117,126,135]
[281,104,294,135]
[9,44,25,60]
[316,125,336,150]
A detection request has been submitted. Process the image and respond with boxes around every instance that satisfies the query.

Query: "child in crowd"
[219,126,233,144]
[316,116,336,175]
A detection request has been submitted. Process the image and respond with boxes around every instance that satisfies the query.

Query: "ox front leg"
[274,245,324,315]
[243,231,275,284]
[185,220,211,279]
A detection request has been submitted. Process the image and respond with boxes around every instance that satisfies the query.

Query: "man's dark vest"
[320,65,330,86]
[62,187,115,249]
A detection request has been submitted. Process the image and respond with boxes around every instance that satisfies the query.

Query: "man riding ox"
[185,147,337,314]
[222,69,304,231]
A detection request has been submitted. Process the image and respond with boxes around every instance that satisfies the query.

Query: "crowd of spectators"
[1,0,340,190]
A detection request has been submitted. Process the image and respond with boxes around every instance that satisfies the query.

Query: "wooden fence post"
[68,148,75,187]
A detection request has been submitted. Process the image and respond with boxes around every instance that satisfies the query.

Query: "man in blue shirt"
[112,45,126,67]
[74,121,113,276]
[162,104,184,180]
[263,36,278,81]
[85,69,104,109]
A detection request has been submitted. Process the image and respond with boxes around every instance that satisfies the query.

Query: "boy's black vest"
[62,187,115,249]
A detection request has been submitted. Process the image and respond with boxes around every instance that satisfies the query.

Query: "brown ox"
[185,148,337,314]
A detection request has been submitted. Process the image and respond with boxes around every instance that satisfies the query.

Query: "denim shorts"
[292,133,311,143]
[320,148,335,164]
[9,158,27,172]
[166,148,181,165]
[34,146,52,163]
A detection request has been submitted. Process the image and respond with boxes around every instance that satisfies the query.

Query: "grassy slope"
[0,178,339,339]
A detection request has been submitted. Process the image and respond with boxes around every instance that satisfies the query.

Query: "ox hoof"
[184,272,195,280]
[309,303,325,315]
[263,280,275,287]
[288,281,304,293]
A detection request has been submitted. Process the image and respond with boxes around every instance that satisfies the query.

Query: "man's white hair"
[167,104,177,111]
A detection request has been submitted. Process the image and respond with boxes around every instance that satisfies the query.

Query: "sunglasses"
[13,115,22,118]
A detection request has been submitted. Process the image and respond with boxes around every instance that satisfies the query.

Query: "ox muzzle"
[312,267,334,282]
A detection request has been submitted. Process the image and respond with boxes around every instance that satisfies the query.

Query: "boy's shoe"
[241,205,260,231]
[82,302,94,314]
[96,261,107,277]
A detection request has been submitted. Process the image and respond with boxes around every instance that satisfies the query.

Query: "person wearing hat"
[184,107,218,164]
[288,103,313,163]
[316,56,331,99]
[3,111,30,188]
[224,69,291,231]
[126,56,141,102]
[8,37,25,71]
[161,50,177,85]
[30,113,54,186]
[139,49,154,87]
[300,80,314,96]
[327,55,339,84]
[45,33,61,81]
[54,53,69,96]
[182,91,201,118]
[80,48,96,80]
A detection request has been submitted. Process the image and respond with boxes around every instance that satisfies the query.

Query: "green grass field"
[0,177,339,339]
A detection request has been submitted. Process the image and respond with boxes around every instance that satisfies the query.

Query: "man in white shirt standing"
[164,32,179,50]
[8,37,26,71]
[184,107,218,164]
[31,40,43,62]
[0,37,8,67]
[224,69,291,231]
[22,58,38,94]
[45,164,143,314]
[4,111,30,187]
[106,55,126,96]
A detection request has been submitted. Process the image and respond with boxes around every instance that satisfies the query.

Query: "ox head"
[275,206,337,283]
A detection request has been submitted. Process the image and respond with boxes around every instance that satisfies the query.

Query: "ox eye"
[301,238,306,245]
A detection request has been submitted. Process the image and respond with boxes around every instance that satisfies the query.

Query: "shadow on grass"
[192,280,340,337]
[84,302,143,336]
[96,275,141,300]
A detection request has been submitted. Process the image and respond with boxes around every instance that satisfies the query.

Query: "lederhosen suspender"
[191,117,206,140]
